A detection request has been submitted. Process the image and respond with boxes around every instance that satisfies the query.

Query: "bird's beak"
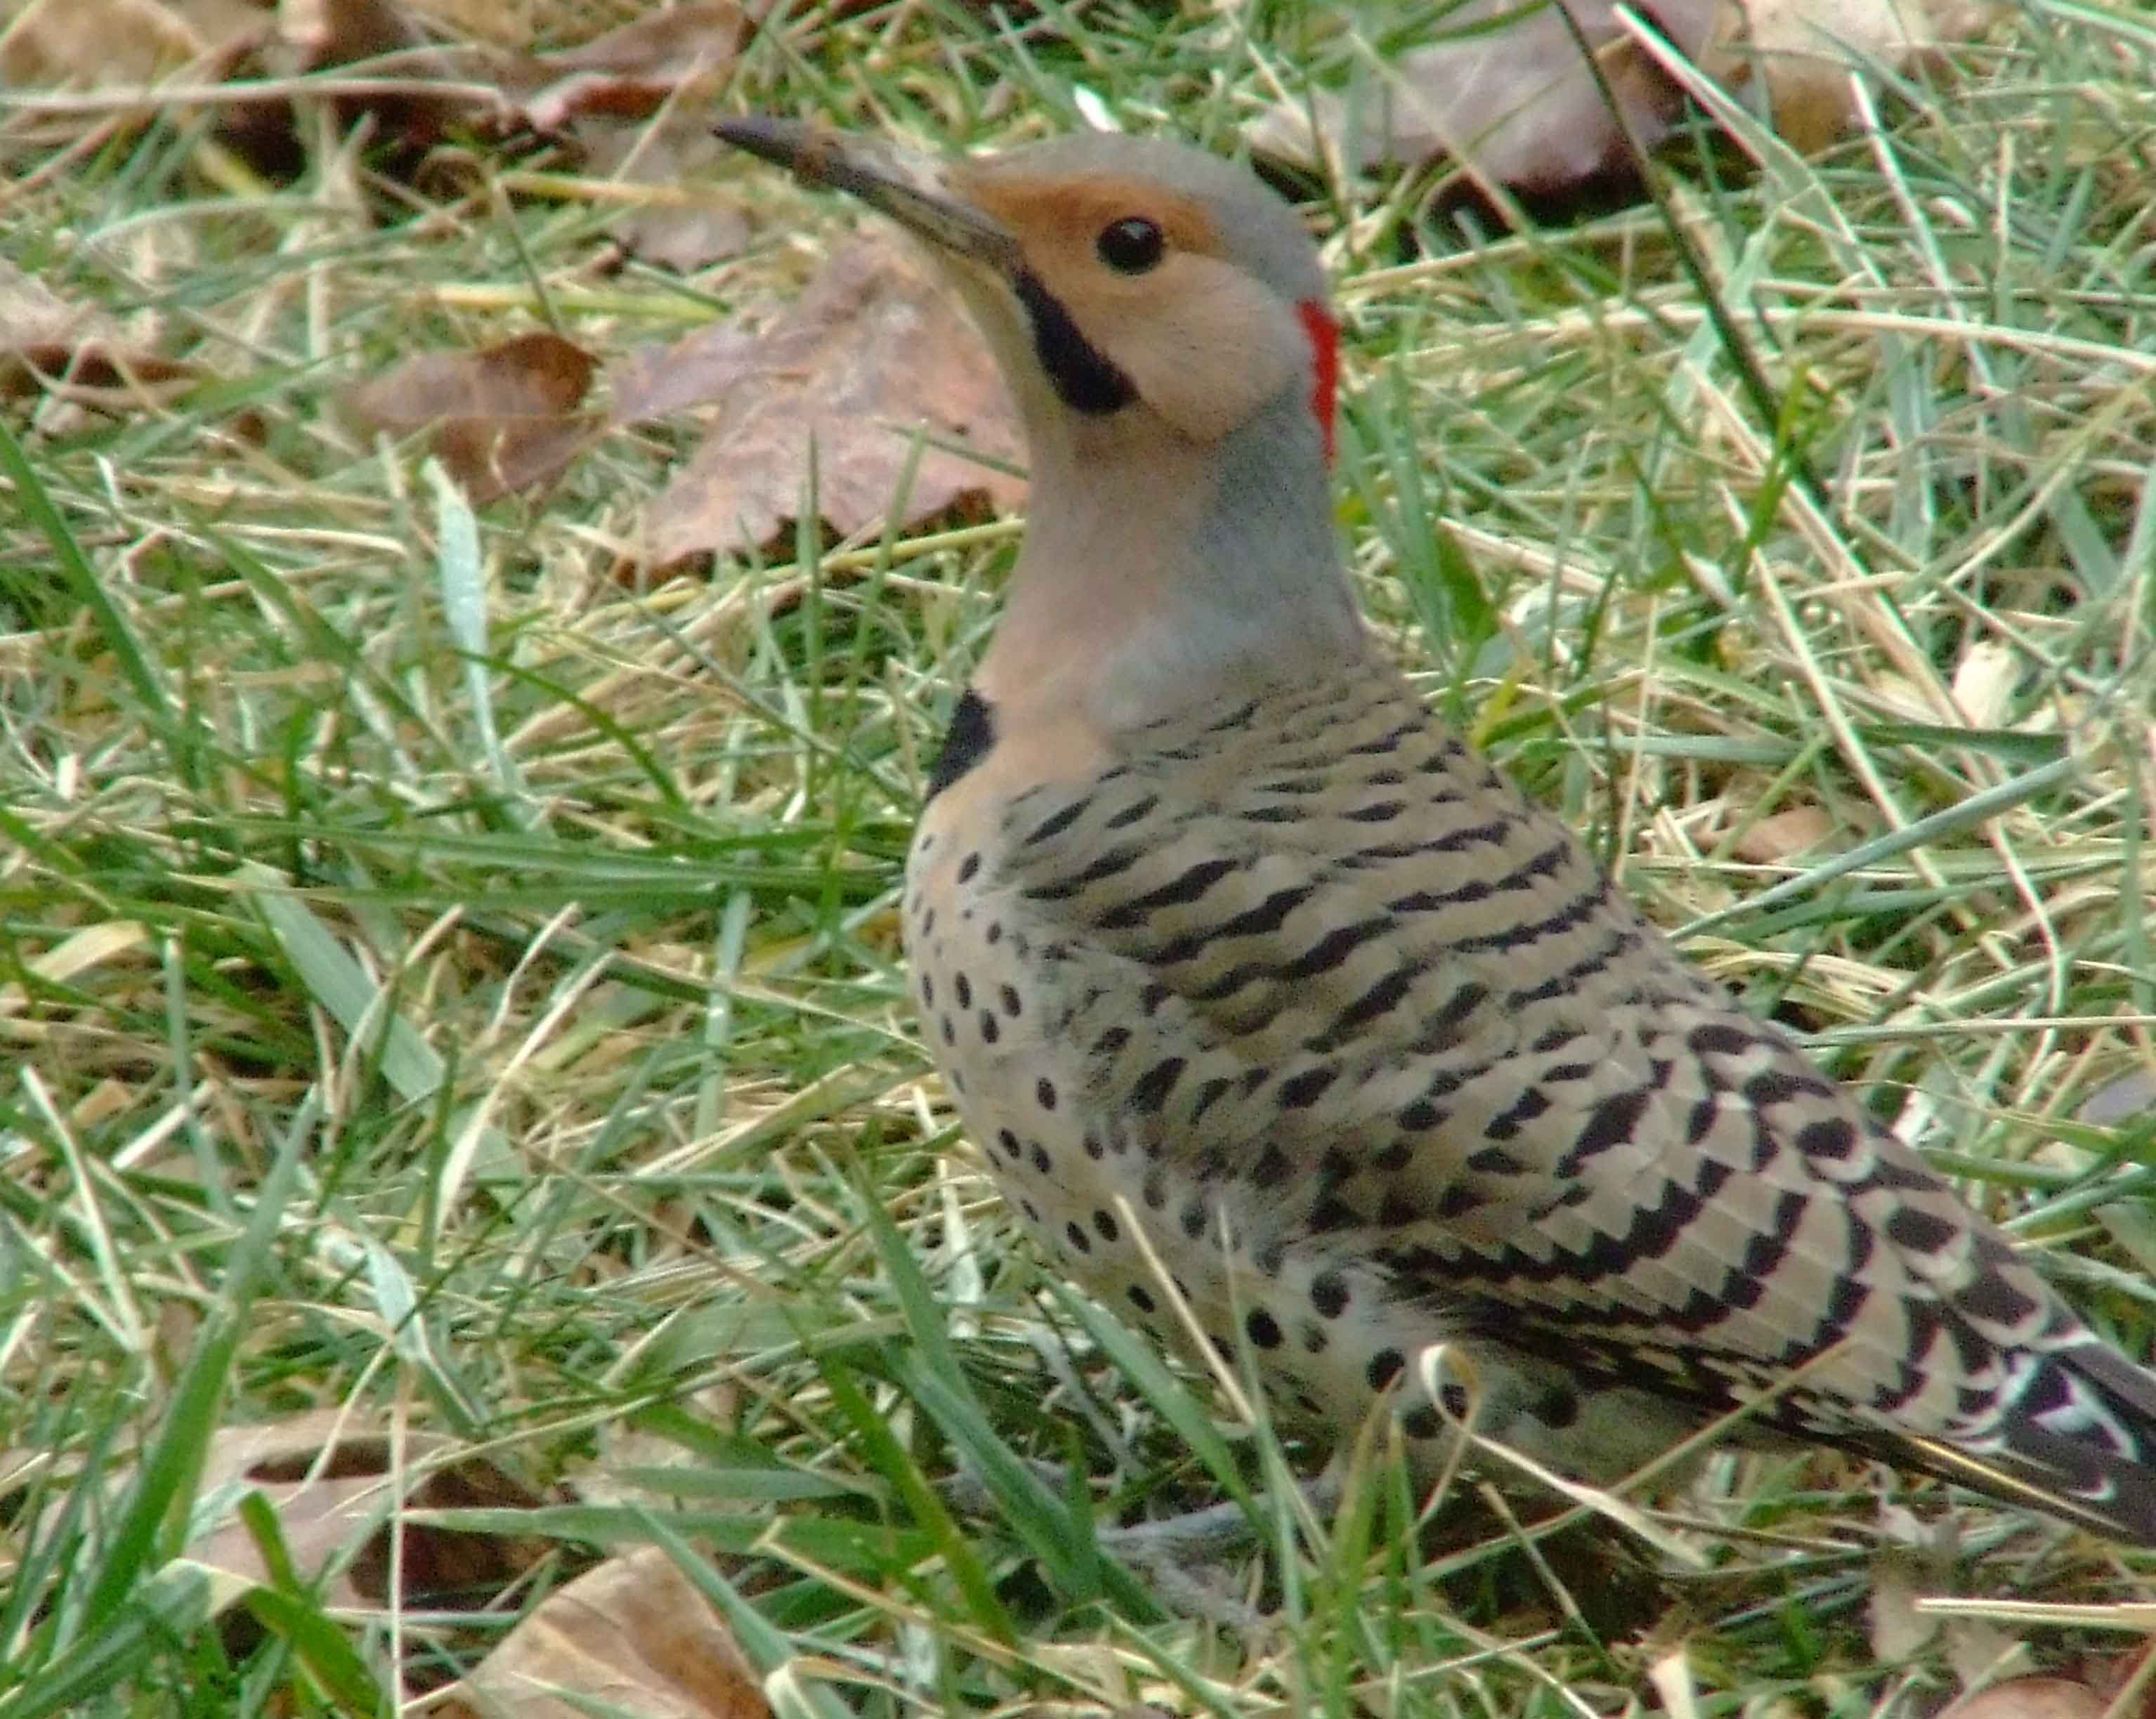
[714,116,1022,277]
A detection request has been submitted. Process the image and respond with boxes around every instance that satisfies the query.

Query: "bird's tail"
[1898,1336,2156,1546]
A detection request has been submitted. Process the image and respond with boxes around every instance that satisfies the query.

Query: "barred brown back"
[906,662,2156,1542]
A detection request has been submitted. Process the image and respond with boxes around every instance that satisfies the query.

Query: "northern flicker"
[717,116,2156,1544]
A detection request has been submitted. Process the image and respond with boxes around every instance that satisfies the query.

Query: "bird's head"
[717,117,1338,469]
[715,118,1361,731]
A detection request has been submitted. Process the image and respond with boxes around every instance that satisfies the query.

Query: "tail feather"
[1900,1339,2156,1545]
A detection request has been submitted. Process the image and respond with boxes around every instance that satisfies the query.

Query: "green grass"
[4,1,2156,1712]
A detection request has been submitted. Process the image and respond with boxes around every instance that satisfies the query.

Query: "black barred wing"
[994,669,2156,1542]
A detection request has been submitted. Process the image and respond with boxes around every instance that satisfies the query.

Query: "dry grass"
[3,1,2155,1713]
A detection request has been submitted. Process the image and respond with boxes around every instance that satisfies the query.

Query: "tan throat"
[971,384,1368,738]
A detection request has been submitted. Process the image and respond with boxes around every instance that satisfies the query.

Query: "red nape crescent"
[1297,299,1339,463]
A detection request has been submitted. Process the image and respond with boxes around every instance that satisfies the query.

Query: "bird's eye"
[1097,216,1165,274]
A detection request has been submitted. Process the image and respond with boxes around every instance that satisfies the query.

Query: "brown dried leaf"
[639,235,1024,567]
[0,0,258,89]
[609,325,758,428]
[454,1545,772,1719]
[1248,0,2002,193]
[514,4,749,131]
[578,123,754,275]
[1730,803,1836,865]
[189,1411,547,1610]
[1707,0,2009,153]
[344,329,599,501]
[1943,1680,2109,1719]
[272,0,510,143]
[0,260,200,412]
[1246,0,1719,193]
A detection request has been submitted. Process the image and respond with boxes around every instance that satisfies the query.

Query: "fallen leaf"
[513,4,750,131]
[0,0,259,89]
[451,1545,772,1719]
[2079,1070,2156,1130]
[1709,0,2009,154]
[1867,1503,1941,1664]
[1950,637,2019,729]
[577,122,755,275]
[268,0,514,145]
[1246,0,2005,197]
[1730,803,1836,864]
[1247,0,1720,193]
[1943,1679,2108,1719]
[344,329,599,501]
[608,325,759,429]
[188,1411,547,1609]
[0,260,201,413]
[639,235,1025,567]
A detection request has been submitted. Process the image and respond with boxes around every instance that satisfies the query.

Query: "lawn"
[4,1,2155,1713]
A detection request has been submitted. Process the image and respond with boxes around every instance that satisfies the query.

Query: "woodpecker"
[716,116,2156,1544]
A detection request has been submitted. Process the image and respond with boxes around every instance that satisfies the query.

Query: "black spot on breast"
[1130,1057,1186,1114]
[1310,1272,1350,1318]
[1024,797,1091,845]
[1247,1309,1282,1349]
[1030,1143,1052,1174]
[1401,1405,1443,1439]
[1368,1349,1406,1390]
[1536,1386,1580,1429]
[954,974,972,1009]
[926,688,994,799]
[1094,1209,1119,1242]
[1308,1196,1359,1234]
[1066,1220,1090,1253]
[1128,1283,1156,1313]
[957,852,981,885]
[1277,1066,1339,1109]
[1035,1077,1058,1111]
